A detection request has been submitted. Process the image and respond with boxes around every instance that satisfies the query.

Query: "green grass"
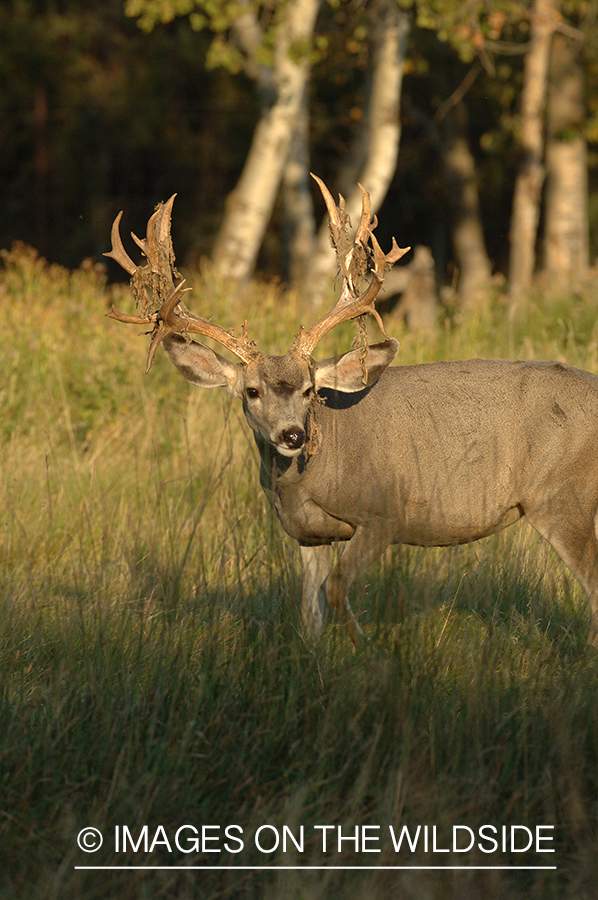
[1,244,598,898]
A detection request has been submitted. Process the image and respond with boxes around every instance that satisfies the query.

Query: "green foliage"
[125,0,244,33]
[2,252,598,896]
[205,33,247,72]
[413,0,523,60]
[124,0,324,74]
[410,0,588,63]
[125,0,274,66]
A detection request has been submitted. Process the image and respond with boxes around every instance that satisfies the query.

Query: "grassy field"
[1,244,598,899]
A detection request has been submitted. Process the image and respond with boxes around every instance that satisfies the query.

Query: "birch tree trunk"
[212,0,320,282]
[441,100,492,308]
[544,31,589,278]
[283,86,316,283]
[508,0,558,297]
[306,0,410,304]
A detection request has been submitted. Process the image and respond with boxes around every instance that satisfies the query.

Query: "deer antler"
[104,195,259,372]
[293,174,410,358]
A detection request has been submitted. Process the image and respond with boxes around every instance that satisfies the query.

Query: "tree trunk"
[385,245,438,331]
[544,31,588,278]
[441,100,492,308]
[508,0,557,297]
[306,1,410,304]
[283,86,316,283]
[34,83,49,256]
[212,0,320,282]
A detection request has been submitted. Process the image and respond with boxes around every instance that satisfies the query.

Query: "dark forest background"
[1,0,597,295]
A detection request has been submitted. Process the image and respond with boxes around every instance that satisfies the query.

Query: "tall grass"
[1,245,598,899]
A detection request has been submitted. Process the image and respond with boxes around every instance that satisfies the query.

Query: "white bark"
[306,1,410,304]
[283,87,316,282]
[442,101,492,308]
[213,0,320,282]
[544,32,589,276]
[508,0,558,297]
[545,140,588,273]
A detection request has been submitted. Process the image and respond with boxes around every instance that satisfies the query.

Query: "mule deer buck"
[105,176,598,648]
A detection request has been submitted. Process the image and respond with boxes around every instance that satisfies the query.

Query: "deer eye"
[303,386,313,399]
[246,387,260,400]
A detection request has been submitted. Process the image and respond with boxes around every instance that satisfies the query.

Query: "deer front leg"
[299,544,333,641]
[325,526,392,647]
[526,507,598,648]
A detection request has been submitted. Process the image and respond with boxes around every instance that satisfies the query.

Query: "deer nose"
[280,427,305,450]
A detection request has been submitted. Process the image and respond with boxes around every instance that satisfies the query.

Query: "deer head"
[105,176,409,457]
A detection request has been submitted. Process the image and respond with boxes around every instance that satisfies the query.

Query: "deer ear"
[314,338,399,392]
[161,334,245,397]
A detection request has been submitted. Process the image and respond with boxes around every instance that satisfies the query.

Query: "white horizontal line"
[75,865,558,871]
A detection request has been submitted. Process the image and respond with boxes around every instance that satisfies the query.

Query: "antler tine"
[145,208,160,269]
[354,183,372,247]
[158,194,177,243]
[130,207,161,271]
[294,175,410,357]
[130,194,176,271]
[144,280,192,373]
[311,173,344,232]
[105,197,261,371]
[103,211,139,276]
[384,235,408,266]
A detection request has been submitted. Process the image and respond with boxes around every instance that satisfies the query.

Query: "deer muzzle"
[277,427,306,456]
